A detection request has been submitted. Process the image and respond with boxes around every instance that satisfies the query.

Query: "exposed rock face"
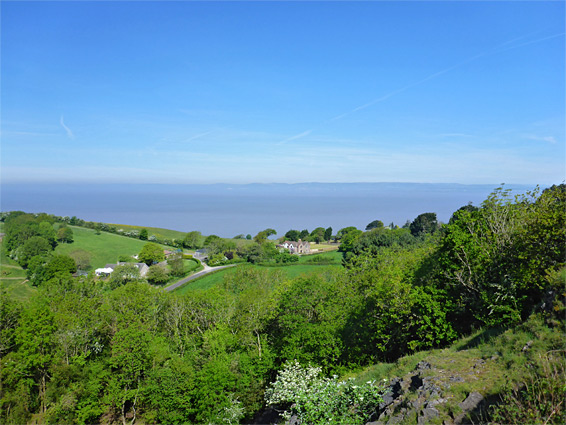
[367,358,491,425]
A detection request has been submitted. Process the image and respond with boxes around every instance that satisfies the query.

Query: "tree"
[409,213,438,237]
[183,231,202,249]
[167,252,184,277]
[246,234,252,240]
[254,229,277,244]
[284,230,300,242]
[69,249,92,271]
[324,227,332,242]
[336,226,358,241]
[309,227,326,243]
[365,220,384,231]
[38,222,58,248]
[147,265,169,285]
[139,229,148,240]
[138,242,165,266]
[107,264,142,289]
[14,236,52,268]
[299,229,309,240]
[57,225,74,243]
[43,255,77,281]
[338,229,363,252]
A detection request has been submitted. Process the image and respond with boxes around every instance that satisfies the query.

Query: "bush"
[265,360,387,425]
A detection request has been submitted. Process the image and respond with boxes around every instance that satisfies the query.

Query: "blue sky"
[1,1,564,185]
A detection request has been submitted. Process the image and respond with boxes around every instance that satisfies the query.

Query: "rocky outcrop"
[367,359,492,425]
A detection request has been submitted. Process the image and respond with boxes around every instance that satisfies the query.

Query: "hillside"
[54,225,169,269]
[0,185,564,425]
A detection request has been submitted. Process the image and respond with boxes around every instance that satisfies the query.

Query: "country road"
[164,263,237,292]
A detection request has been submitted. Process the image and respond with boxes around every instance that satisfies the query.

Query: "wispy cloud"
[180,130,215,143]
[60,116,74,139]
[523,134,557,144]
[277,129,312,145]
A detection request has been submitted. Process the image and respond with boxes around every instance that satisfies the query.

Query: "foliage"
[106,263,141,290]
[436,185,565,329]
[409,212,438,237]
[309,227,326,243]
[14,236,52,268]
[254,228,277,244]
[139,228,148,240]
[57,225,74,243]
[365,219,384,231]
[285,229,300,241]
[265,360,387,425]
[138,242,165,266]
[68,249,92,271]
[146,264,169,285]
[183,230,203,249]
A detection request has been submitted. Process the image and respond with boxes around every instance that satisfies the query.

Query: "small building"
[103,262,150,277]
[194,249,208,260]
[277,240,311,255]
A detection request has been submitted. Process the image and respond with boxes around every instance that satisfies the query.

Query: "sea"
[0,183,537,238]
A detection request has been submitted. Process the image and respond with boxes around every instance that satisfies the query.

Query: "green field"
[174,263,342,294]
[298,250,343,264]
[0,236,37,301]
[55,226,169,269]
[109,223,189,242]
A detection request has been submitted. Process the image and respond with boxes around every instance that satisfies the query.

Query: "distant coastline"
[1,182,538,238]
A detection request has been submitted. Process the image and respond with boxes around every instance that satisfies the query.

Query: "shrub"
[265,360,387,425]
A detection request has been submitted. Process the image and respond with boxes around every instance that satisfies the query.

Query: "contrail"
[276,30,564,144]
[60,116,74,139]
[330,31,565,122]
[278,129,312,145]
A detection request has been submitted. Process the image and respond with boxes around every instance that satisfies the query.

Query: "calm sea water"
[1,183,536,238]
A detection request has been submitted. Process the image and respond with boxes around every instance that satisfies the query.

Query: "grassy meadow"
[54,226,169,269]
[174,262,343,294]
[0,233,37,301]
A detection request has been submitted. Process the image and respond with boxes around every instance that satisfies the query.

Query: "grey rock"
[418,407,439,424]
[459,391,484,411]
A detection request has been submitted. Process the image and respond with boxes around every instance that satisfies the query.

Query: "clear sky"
[1,1,564,185]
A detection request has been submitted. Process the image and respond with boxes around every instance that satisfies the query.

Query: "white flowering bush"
[265,360,387,425]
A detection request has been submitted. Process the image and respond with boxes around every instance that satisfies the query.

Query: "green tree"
[284,230,300,242]
[69,249,92,271]
[146,265,169,285]
[324,227,333,242]
[253,228,277,244]
[183,231,202,249]
[13,300,56,414]
[167,251,185,277]
[409,212,438,237]
[38,221,58,248]
[14,236,52,268]
[139,228,148,240]
[309,227,326,243]
[246,234,252,240]
[338,229,362,252]
[365,220,384,231]
[299,229,309,240]
[43,255,77,281]
[107,264,142,290]
[57,225,74,243]
[138,242,165,266]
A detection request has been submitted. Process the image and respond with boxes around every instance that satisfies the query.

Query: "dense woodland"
[0,185,564,424]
